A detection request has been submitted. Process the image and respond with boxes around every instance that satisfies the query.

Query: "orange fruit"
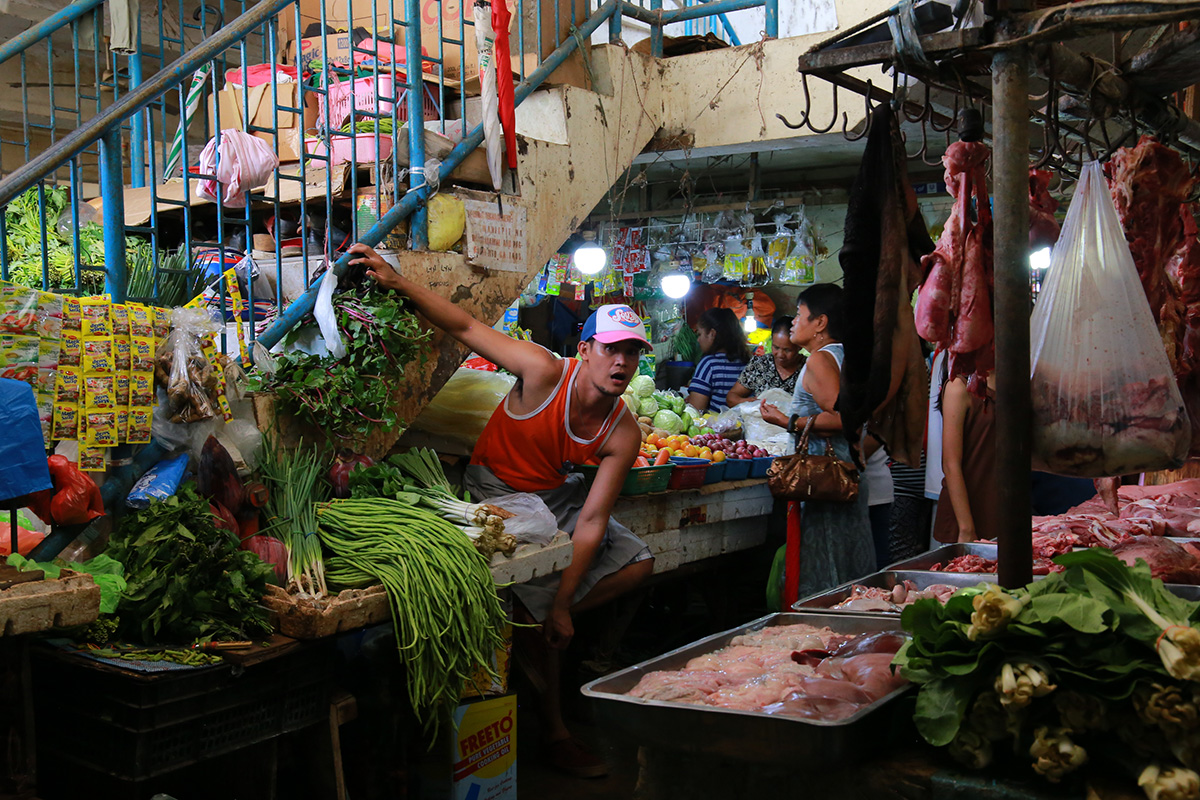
[712,451,726,463]
[646,433,659,447]
[683,445,699,458]
[699,447,712,459]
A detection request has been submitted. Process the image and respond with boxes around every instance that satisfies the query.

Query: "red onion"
[328,452,375,498]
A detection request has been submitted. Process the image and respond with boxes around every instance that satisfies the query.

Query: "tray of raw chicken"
[581,613,910,765]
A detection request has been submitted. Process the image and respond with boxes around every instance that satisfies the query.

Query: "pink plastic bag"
[196,130,280,208]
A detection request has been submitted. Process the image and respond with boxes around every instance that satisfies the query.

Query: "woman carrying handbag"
[762,284,874,601]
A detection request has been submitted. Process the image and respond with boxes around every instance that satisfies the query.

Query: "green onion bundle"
[316,498,508,729]
[259,433,329,598]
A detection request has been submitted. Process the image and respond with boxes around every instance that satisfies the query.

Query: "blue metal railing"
[0,0,778,354]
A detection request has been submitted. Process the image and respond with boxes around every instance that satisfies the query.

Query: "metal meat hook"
[777,72,839,134]
[843,80,874,142]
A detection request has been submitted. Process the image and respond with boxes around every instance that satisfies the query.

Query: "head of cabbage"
[638,396,660,417]
[652,409,685,435]
[629,375,656,398]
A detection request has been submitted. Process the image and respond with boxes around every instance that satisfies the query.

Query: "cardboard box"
[452,695,516,800]
[208,83,319,163]
[279,0,393,43]
[458,47,590,97]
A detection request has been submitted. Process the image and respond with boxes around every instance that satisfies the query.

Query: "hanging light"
[660,259,691,299]
[743,293,757,334]
[1029,246,1052,272]
[573,231,606,275]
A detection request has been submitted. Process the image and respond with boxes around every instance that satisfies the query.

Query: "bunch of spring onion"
[390,449,517,557]
[259,433,330,598]
[316,497,508,733]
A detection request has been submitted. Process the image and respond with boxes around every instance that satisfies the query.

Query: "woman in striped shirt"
[685,307,751,413]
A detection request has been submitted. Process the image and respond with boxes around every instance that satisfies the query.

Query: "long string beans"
[316,498,508,731]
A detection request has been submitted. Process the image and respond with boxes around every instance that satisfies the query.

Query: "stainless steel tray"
[793,570,996,614]
[885,543,998,571]
[580,612,909,765]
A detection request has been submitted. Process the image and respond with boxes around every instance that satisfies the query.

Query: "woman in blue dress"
[761,284,875,598]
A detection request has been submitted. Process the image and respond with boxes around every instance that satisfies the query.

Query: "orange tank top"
[471,359,628,492]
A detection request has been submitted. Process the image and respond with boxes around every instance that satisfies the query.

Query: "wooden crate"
[262,584,392,640]
[0,569,100,637]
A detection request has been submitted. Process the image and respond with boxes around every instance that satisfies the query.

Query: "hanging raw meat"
[837,106,935,468]
[915,140,994,391]
[1107,135,1195,376]
[1029,168,1060,250]
[1168,205,1200,455]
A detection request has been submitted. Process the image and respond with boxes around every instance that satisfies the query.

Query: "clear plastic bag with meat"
[1030,161,1191,477]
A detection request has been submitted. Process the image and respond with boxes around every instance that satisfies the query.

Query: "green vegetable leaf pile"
[895,548,1200,788]
[249,288,431,444]
[106,483,272,644]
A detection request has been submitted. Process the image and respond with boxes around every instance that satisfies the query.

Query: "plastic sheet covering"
[1030,161,1190,476]
[410,368,516,448]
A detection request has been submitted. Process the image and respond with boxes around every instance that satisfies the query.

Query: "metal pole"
[764,0,778,37]
[992,44,1032,589]
[99,128,127,301]
[0,0,104,65]
[650,0,663,58]
[406,0,428,250]
[609,0,622,42]
[129,16,146,188]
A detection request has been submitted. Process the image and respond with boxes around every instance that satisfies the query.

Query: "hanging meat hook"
[843,80,874,142]
[930,92,958,133]
[777,72,840,134]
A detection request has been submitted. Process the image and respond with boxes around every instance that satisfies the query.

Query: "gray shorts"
[465,464,652,621]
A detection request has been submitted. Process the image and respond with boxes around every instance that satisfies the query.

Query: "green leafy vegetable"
[7,552,127,614]
[106,483,272,643]
[249,289,431,443]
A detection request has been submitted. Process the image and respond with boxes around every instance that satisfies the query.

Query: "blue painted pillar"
[129,15,146,187]
[608,0,622,42]
[99,128,127,301]
[650,0,663,57]
[765,0,778,38]
[406,0,428,249]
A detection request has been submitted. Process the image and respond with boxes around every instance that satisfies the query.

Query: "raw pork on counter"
[625,624,908,722]
[828,580,964,613]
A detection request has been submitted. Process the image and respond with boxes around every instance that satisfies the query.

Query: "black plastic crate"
[32,644,333,781]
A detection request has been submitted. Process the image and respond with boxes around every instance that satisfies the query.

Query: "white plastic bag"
[313,266,347,359]
[410,368,517,448]
[196,130,280,208]
[484,492,557,546]
[1030,161,1190,476]
[733,388,795,455]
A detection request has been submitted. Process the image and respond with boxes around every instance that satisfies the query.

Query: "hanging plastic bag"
[410,367,517,449]
[483,492,557,546]
[196,130,280,208]
[314,266,347,359]
[701,243,724,283]
[1030,161,1190,476]
[746,232,770,287]
[161,308,223,424]
[766,213,794,276]
[780,208,817,285]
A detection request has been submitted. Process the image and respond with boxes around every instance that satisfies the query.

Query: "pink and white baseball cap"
[581,304,650,348]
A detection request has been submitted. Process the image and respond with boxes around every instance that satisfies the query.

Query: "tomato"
[712,451,726,463]
[683,445,699,458]
[646,433,659,447]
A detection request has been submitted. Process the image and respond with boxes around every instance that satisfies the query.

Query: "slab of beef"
[1029,168,1061,250]
[1108,136,1195,375]
[837,106,934,467]
[915,140,994,393]
[1112,535,1200,584]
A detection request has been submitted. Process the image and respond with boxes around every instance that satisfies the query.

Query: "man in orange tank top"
[351,244,653,777]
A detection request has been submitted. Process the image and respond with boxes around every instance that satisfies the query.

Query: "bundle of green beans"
[316,497,508,729]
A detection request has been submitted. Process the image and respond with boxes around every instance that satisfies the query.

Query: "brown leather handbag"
[766,417,860,503]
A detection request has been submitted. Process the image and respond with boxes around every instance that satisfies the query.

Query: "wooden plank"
[796,28,985,73]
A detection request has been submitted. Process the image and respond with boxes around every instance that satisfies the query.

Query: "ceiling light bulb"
[574,232,606,275]
[743,314,757,334]
[1029,246,1052,272]
[660,272,691,299]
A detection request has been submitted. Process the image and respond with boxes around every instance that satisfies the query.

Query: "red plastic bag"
[24,455,104,526]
